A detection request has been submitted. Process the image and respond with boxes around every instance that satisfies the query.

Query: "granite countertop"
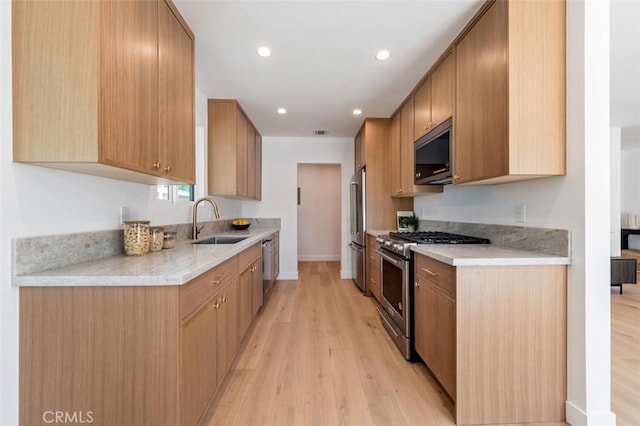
[411,244,570,266]
[13,227,279,287]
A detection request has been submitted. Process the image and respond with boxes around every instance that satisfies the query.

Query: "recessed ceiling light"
[353,109,362,116]
[257,46,271,57]
[277,108,287,114]
[376,50,390,61]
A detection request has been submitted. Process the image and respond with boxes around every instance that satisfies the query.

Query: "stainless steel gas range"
[375,231,490,360]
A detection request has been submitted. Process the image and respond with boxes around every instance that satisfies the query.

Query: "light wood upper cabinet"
[247,125,262,200]
[208,99,262,200]
[99,0,159,175]
[255,133,263,200]
[390,98,442,197]
[354,131,365,170]
[454,0,565,185]
[413,76,432,141]
[413,52,454,142]
[13,0,195,185]
[390,112,402,196]
[158,0,196,182]
[430,52,455,130]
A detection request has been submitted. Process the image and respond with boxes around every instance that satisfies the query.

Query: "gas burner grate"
[389,231,490,245]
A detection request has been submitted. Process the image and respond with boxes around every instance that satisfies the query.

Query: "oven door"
[377,248,410,335]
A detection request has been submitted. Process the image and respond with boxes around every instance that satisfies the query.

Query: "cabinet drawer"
[415,254,455,298]
[180,256,239,323]
[239,243,261,271]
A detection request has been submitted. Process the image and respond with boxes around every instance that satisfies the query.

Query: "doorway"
[297,164,341,261]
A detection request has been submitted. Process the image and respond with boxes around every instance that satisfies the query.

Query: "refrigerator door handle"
[350,181,359,235]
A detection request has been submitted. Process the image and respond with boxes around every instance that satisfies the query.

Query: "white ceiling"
[173,0,483,137]
[173,1,640,140]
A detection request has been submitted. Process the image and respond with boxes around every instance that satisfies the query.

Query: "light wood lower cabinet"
[366,234,381,301]
[180,298,219,426]
[19,238,276,426]
[413,253,567,425]
[239,243,263,340]
[215,278,239,384]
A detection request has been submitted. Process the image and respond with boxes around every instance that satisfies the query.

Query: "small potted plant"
[404,213,420,232]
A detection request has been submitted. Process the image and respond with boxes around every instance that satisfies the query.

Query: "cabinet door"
[238,269,252,341]
[251,259,263,317]
[415,278,456,399]
[180,301,218,426]
[455,1,508,183]
[236,113,249,196]
[354,131,364,170]
[216,279,239,384]
[158,0,195,183]
[99,0,158,174]
[255,132,262,200]
[390,112,402,196]
[366,235,381,301]
[247,124,257,199]
[430,52,454,129]
[413,76,432,141]
[400,99,415,192]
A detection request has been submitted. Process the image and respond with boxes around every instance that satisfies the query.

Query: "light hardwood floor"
[203,261,569,426]
[611,253,640,425]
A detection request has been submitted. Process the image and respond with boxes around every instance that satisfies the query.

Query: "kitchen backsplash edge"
[13,218,281,276]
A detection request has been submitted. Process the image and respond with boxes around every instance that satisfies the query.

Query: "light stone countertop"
[411,244,570,266]
[366,230,394,237]
[13,228,279,287]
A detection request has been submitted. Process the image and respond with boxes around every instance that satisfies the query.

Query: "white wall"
[0,6,241,422]
[243,137,354,279]
[297,164,342,261]
[414,2,614,424]
[611,128,621,256]
[621,140,640,217]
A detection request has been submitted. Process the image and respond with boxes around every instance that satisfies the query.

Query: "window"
[157,184,194,202]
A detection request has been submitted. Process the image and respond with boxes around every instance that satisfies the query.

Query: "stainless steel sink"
[192,236,248,245]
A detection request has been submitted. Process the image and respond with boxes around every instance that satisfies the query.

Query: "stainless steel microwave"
[414,117,452,185]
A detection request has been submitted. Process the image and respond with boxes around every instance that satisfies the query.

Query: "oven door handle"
[376,248,405,268]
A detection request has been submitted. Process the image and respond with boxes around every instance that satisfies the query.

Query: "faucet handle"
[196,225,204,237]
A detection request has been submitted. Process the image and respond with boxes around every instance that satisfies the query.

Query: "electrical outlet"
[515,204,526,223]
[119,206,129,225]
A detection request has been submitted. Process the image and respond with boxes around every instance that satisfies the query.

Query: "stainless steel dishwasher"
[262,237,274,296]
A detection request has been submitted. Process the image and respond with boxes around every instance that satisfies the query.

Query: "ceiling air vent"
[313,129,330,136]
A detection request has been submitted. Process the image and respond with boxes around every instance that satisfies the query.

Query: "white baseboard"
[276,271,298,280]
[566,401,616,426]
[297,255,341,261]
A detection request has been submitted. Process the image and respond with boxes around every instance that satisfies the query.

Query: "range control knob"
[384,240,392,247]
[375,237,384,244]
[393,243,404,252]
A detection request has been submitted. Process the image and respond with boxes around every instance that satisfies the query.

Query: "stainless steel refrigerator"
[349,167,366,292]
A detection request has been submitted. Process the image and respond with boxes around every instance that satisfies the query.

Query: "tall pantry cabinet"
[12,0,196,184]
[355,119,413,230]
